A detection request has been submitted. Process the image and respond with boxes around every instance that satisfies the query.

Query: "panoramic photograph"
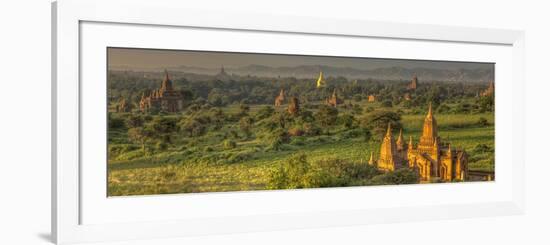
[107,47,495,196]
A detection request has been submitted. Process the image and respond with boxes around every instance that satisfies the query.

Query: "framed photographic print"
[52,0,525,244]
[106,48,493,196]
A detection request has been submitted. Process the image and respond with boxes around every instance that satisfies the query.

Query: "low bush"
[367,168,419,185]
[267,154,382,189]
[222,139,237,150]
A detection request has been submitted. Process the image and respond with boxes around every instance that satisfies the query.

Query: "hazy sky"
[108,47,494,71]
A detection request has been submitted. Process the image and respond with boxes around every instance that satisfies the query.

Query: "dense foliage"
[107,70,495,196]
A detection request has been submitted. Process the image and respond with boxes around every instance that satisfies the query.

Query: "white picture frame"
[52,0,525,244]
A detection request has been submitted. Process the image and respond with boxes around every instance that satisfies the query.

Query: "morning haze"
[108,47,494,73]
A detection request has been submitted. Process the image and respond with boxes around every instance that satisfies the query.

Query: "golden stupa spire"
[427,102,433,118]
[421,102,438,140]
[316,70,326,88]
[396,128,404,150]
[164,69,170,81]
[386,122,392,137]
[397,128,404,142]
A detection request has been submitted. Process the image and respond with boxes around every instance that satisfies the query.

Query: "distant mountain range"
[110,64,494,83]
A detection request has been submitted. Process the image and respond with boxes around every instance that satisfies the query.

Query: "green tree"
[381,100,393,108]
[338,114,356,129]
[255,105,275,120]
[125,114,144,128]
[478,117,489,126]
[149,117,178,143]
[237,103,250,117]
[362,110,402,139]
[315,105,339,133]
[239,116,254,138]
[478,95,494,112]
[368,168,419,185]
[128,127,152,152]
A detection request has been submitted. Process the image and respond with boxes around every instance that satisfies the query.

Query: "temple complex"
[274,89,285,107]
[116,97,131,113]
[407,75,418,90]
[326,89,344,107]
[215,66,232,82]
[373,103,469,182]
[480,81,495,97]
[377,124,406,171]
[139,70,183,113]
[287,97,300,116]
[367,95,376,102]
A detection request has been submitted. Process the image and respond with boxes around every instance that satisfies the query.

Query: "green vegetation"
[107,70,494,196]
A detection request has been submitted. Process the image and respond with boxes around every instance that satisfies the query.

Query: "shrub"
[180,117,207,137]
[255,105,275,120]
[108,115,126,130]
[315,105,339,133]
[222,139,237,150]
[125,114,144,128]
[362,128,372,142]
[288,127,304,136]
[150,117,178,143]
[267,154,310,189]
[267,155,381,190]
[339,129,362,139]
[437,104,451,114]
[239,116,254,137]
[368,168,419,185]
[303,123,321,136]
[478,117,489,126]
[266,129,290,151]
[290,136,306,146]
[361,110,402,138]
[108,144,138,156]
[299,110,315,123]
[381,100,393,107]
[472,144,492,154]
[338,114,356,129]
[364,106,375,113]
[155,141,168,151]
[226,151,252,164]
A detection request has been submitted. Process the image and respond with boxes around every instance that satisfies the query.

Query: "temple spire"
[164,69,170,81]
[161,69,173,91]
[420,102,438,143]
[396,128,404,150]
[316,71,326,88]
[408,136,413,150]
[386,122,392,137]
[379,122,399,171]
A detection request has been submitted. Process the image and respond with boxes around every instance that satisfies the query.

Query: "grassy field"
[107,101,494,196]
